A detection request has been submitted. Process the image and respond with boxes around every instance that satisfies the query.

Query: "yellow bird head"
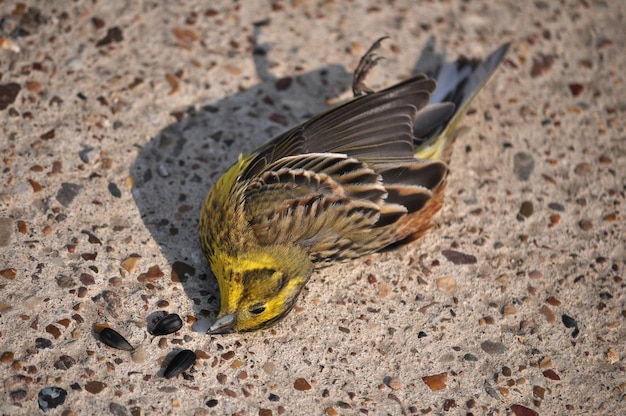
[208,245,313,333]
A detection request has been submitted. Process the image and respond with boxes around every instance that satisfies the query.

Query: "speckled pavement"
[1,1,624,415]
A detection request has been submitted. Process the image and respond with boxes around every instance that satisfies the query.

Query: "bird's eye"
[250,305,266,315]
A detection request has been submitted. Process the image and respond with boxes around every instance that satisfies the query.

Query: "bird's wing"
[238,75,455,259]
[240,75,451,180]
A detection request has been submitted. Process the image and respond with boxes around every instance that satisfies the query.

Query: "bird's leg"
[352,36,389,97]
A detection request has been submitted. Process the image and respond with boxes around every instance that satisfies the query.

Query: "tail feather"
[414,43,510,161]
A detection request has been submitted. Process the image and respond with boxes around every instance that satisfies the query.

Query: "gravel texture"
[1,1,624,415]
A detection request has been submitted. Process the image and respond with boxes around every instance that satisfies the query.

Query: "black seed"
[98,327,134,351]
[206,399,218,408]
[150,313,183,336]
[164,349,196,379]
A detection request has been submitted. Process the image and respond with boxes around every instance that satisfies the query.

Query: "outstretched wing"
[241,75,452,179]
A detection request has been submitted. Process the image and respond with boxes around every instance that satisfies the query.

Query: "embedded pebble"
[294,378,312,391]
[56,183,83,207]
[0,217,13,247]
[513,152,535,181]
[481,340,507,355]
[38,387,68,412]
[422,372,447,391]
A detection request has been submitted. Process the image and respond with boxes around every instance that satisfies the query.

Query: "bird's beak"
[207,314,236,334]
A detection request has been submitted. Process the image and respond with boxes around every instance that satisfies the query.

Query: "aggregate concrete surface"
[1,1,625,415]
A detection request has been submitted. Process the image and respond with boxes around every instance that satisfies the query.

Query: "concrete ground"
[1,1,624,415]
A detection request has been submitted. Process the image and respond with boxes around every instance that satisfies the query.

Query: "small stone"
[171,261,195,283]
[38,387,68,412]
[513,152,535,181]
[85,380,106,394]
[138,265,165,282]
[35,338,53,349]
[109,402,128,416]
[568,83,584,97]
[387,378,402,390]
[422,372,447,391]
[96,27,123,47]
[606,348,619,364]
[294,378,312,391]
[79,147,100,164]
[539,305,555,323]
[441,250,477,265]
[56,183,82,207]
[0,82,23,113]
[275,77,292,91]
[0,268,17,280]
[517,201,533,220]
[481,340,507,355]
[539,356,552,368]
[46,324,62,339]
[54,355,76,370]
[511,404,538,416]
[1,351,14,363]
[530,53,554,77]
[0,217,13,247]
[562,314,579,338]
[578,219,593,230]
[533,385,546,399]
[121,256,140,273]
[573,162,591,175]
[108,182,122,198]
[435,276,456,294]
[542,369,560,380]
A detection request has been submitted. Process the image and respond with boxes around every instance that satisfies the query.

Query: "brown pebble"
[518,201,533,219]
[422,372,447,391]
[574,162,591,175]
[503,305,517,316]
[542,369,560,380]
[387,378,402,390]
[84,380,106,394]
[548,214,560,226]
[568,83,584,97]
[121,256,140,273]
[435,276,456,294]
[294,377,312,391]
[511,404,538,416]
[45,324,62,339]
[378,283,390,298]
[539,357,552,368]
[28,179,44,192]
[533,385,546,399]
[137,265,164,282]
[0,268,17,280]
[545,296,561,306]
[1,351,14,363]
[539,305,555,323]
[578,219,593,230]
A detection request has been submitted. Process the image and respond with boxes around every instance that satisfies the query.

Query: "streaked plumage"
[199,39,510,333]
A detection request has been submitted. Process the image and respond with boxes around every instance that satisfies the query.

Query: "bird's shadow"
[130,36,447,333]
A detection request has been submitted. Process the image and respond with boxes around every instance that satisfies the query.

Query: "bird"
[199,38,510,333]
